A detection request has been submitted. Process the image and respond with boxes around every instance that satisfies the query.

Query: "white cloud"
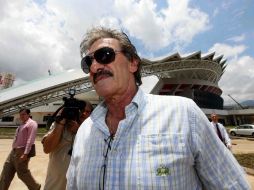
[114,0,210,51]
[114,0,169,50]
[212,8,219,17]
[98,17,121,29]
[221,1,233,10]
[227,34,245,42]
[0,0,210,84]
[209,43,246,60]
[0,0,121,83]
[0,0,79,81]
[209,43,254,104]
[221,56,254,105]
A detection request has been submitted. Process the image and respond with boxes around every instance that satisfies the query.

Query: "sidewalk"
[0,139,48,189]
[0,139,253,189]
[244,167,254,176]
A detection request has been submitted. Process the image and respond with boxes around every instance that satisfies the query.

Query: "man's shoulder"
[27,118,38,126]
[146,93,195,104]
[218,122,225,127]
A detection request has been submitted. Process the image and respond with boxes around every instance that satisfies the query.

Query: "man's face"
[79,105,92,123]
[19,110,30,123]
[211,114,218,122]
[87,38,138,98]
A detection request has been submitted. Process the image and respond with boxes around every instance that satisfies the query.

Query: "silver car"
[229,124,254,137]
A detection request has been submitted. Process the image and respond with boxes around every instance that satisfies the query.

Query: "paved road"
[0,138,253,189]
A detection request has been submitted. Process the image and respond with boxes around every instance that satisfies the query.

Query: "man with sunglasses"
[66,27,250,189]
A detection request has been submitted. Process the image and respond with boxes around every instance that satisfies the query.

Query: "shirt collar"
[91,88,146,119]
[22,117,31,125]
[131,87,146,115]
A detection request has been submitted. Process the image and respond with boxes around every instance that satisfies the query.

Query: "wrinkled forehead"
[84,38,121,56]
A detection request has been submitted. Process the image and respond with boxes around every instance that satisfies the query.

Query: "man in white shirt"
[66,27,250,189]
[210,113,232,150]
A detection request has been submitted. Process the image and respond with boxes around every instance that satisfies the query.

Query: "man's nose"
[89,59,106,73]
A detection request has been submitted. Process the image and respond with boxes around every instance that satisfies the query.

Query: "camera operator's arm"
[66,120,80,134]
[41,119,66,154]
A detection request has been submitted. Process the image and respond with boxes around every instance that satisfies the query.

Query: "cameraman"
[41,100,93,190]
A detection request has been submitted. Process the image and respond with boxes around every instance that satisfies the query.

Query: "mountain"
[224,100,254,109]
[241,100,254,107]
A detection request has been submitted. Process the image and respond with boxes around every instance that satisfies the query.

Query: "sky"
[0,0,253,105]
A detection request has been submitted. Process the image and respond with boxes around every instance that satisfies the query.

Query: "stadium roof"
[0,51,226,117]
[0,69,86,103]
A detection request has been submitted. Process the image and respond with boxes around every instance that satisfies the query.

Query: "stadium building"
[0,52,253,127]
[142,51,225,110]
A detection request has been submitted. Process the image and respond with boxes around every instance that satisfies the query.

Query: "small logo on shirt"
[156,165,170,176]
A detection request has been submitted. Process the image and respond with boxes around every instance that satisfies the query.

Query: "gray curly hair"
[80,27,142,86]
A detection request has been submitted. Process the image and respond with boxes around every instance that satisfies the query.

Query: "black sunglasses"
[81,47,121,74]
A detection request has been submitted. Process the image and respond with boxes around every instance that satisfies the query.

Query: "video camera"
[61,89,85,122]
[46,89,85,130]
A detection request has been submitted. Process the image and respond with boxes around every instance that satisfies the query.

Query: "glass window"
[2,116,14,122]
[43,115,52,122]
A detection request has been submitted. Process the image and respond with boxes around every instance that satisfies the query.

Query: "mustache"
[93,69,113,83]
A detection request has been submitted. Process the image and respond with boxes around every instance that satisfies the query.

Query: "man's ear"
[129,59,138,73]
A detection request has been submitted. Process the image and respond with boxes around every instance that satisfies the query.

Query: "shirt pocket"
[120,133,191,189]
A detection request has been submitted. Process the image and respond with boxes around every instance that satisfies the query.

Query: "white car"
[229,124,254,137]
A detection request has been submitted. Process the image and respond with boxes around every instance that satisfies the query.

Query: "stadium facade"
[0,52,254,127]
[142,51,225,110]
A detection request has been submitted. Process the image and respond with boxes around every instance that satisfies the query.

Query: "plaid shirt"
[12,118,38,154]
[67,89,250,190]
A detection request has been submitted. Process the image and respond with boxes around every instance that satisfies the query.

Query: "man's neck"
[104,84,138,136]
[21,118,29,124]
[105,85,138,119]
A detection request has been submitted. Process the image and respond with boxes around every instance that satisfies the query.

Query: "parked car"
[229,124,254,137]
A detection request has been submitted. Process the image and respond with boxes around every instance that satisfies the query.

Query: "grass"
[0,127,48,138]
[0,127,17,134]
[0,127,47,133]
[234,153,254,169]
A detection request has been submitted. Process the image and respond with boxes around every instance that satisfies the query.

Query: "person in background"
[0,108,41,190]
[66,27,250,189]
[210,113,232,150]
[42,100,93,190]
